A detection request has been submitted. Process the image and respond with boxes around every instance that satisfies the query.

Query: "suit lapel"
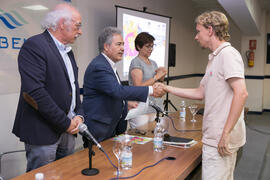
[68,51,78,80]
[99,54,125,114]
[115,71,122,85]
[100,54,120,84]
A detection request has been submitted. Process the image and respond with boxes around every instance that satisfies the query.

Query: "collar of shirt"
[208,42,231,61]
[101,53,122,86]
[102,53,117,72]
[48,31,72,54]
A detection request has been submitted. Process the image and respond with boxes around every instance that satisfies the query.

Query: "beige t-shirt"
[200,42,246,148]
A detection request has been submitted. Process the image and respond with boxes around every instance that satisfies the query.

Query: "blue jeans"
[25,132,75,172]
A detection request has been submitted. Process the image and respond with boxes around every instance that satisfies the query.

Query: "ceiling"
[260,0,270,12]
[191,0,223,12]
[191,0,270,35]
[192,0,270,13]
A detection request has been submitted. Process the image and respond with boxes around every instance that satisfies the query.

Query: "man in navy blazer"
[83,27,165,143]
[12,4,84,171]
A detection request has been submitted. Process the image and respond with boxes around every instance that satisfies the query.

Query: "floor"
[235,112,270,180]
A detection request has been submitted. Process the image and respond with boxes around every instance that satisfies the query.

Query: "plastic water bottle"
[35,173,44,180]
[179,100,186,120]
[153,123,163,152]
[121,134,132,170]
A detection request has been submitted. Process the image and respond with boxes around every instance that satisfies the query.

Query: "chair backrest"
[0,150,25,180]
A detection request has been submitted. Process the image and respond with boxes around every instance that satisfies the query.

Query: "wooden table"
[12,109,203,180]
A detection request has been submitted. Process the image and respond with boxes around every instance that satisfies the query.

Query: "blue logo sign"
[0,9,28,29]
[0,9,28,49]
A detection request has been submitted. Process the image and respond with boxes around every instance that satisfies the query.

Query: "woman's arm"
[131,67,167,86]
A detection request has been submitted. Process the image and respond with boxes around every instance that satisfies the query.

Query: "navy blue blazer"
[83,54,148,142]
[12,30,83,145]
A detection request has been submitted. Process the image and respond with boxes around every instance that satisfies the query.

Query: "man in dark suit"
[12,3,84,171]
[83,27,165,143]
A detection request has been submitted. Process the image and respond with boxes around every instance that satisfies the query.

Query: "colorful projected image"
[122,13,166,77]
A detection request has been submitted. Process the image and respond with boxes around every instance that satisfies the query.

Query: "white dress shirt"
[49,32,76,119]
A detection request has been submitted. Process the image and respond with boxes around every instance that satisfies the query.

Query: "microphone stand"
[152,111,161,134]
[155,110,161,123]
[81,140,99,176]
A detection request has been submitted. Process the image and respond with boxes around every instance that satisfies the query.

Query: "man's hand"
[66,119,77,134]
[218,132,232,156]
[128,101,138,110]
[152,82,166,97]
[66,116,83,134]
[153,82,165,89]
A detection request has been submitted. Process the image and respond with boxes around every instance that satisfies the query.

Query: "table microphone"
[79,123,104,152]
[149,101,167,116]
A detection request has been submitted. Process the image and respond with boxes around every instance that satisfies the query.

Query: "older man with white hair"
[12,3,84,171]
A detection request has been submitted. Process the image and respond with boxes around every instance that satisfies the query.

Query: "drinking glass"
[189,104,198,123]
[112,140,123,175]
[158,117,169,135]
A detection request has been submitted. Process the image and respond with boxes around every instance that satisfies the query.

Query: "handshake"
[128,83,168,110]
[152,82,167,97]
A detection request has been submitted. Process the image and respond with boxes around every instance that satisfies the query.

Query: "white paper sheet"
[125,97,155,120]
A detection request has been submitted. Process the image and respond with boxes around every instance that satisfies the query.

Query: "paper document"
[125,98,155,120]
[113,134,152,144]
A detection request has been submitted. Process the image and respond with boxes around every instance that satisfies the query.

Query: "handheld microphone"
[149,101,167,116]
[78,123,104,152]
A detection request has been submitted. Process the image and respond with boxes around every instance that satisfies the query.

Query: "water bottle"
[35,173,44,180]
[121,134,132,170]
[179,100,186,120]
[153,123,163,152]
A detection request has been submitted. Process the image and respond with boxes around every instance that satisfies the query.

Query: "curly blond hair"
[195,11,230,41]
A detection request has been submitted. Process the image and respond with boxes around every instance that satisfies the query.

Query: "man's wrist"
[164,85,169,92]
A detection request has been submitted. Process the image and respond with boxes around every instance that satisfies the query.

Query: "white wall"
[241,10,268,112]
[264,79,270,109]
[264,12,270,110]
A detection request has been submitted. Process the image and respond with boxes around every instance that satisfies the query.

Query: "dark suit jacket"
[12,30,83,145]
[83,54,148,142]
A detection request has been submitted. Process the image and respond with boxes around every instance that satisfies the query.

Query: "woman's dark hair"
[134,32,155,51]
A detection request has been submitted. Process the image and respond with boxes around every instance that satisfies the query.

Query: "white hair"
[41,8,72,31]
